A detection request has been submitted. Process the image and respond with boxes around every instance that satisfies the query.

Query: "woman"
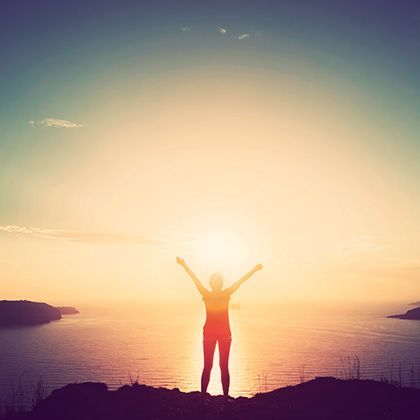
[176,257,263,397]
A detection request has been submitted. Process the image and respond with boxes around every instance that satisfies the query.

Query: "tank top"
[202,290,231,337]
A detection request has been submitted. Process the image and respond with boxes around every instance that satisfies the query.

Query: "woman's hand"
[176,257,186,266]
[226,263,263,295]
[176,258,208,295]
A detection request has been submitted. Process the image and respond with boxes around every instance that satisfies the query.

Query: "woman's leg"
[218,339,232,397]
[201,339,217,394]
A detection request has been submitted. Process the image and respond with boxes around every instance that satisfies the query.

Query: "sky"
[0,0,419,304]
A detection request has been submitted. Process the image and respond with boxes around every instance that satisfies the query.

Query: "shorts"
[203,333,232,343]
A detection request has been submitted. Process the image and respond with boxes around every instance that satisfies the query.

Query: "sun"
[190,230,249,274]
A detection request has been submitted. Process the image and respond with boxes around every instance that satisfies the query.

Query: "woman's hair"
[209,272,224,291]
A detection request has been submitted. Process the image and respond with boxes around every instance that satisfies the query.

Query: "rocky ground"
[3,377,420,420]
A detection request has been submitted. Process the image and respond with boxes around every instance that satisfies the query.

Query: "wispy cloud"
[28,118,83,129]
[385,258,420,270]
[179,26,253,41]
[237,33,250,40]
[338,235,385,256]
[335,258,420,281]
[0,225,160,245]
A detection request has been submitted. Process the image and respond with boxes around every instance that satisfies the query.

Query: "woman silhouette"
[176,257,263,397]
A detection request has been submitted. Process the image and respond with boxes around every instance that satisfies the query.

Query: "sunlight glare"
[191,231,248,274]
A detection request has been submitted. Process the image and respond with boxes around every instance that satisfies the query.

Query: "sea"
[1,300,420,405]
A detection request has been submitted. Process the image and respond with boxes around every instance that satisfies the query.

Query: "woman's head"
[209,272,224,291]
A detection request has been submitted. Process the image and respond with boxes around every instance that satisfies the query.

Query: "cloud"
[338,235,385,256]
[237,33,250,40]
[335,258,420,282]
[28,118,83,129]
[218,27,227,34]
[0,225,160,245]
[181,26,190,32]
[385,258,420,269]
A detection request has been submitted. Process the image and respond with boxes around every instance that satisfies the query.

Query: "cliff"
[388,307,420,320]
[0,300,61,326]
[5,377,420,420]
[57,307,79,315]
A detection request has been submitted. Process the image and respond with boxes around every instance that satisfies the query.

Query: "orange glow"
[1,71,419,303]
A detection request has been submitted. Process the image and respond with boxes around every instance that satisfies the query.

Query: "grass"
[379,361,420,388]
[3,360,420,417]
[257,371,269,393]
[298,365,306,384]
[128,372,140,386]
[338,356,361,380]
[0,376,44,419]
[0,373,25,418]
[30,378,45,408]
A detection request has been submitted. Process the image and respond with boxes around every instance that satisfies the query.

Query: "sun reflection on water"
[2,301,420,400]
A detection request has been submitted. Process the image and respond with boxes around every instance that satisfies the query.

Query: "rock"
[10,377,420,420]
[388,307,420,320]
[33,383,108,419]
[57,307,79,315]
[0,300,62,326]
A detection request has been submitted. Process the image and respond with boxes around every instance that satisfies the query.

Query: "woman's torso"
[202,290,231,337]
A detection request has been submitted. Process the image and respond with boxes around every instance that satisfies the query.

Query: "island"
[3,377,420,420]
[387,307,420,320]
[57,306,79,315]
[0,300,62,326]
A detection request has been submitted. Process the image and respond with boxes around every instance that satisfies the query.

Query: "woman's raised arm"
[226,264,263,295]
[176,257,209,296]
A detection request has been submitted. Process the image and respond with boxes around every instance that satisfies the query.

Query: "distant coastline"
[387,307,420,320]
[0,300,78,327]
[57,307,79,315]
